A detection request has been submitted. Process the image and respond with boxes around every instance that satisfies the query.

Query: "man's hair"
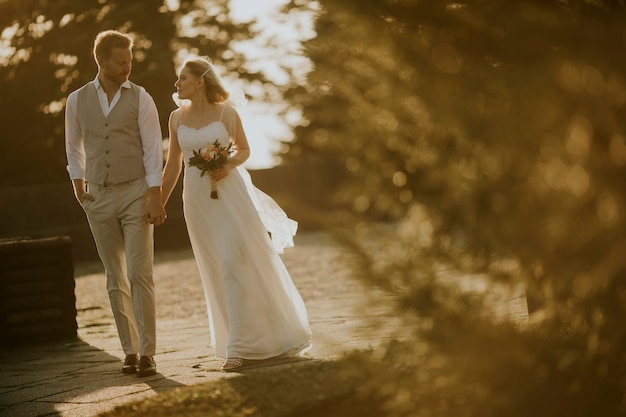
[93,30,133,61]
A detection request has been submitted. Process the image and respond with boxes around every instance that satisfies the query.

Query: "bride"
[161,57,312,371]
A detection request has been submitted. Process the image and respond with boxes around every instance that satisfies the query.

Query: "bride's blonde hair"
[183,58,230,104]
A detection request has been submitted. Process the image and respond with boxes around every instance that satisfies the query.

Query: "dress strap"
[177,108,183,129]
[219,104,225,122]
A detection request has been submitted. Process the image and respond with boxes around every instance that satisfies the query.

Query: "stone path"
[0,231,528,417]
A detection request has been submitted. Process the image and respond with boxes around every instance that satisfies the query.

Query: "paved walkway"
[0,232,405,417]
[0,231,528,417]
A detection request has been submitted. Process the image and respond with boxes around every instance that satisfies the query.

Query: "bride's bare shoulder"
[169,107,185,127]
[220,101,242,119]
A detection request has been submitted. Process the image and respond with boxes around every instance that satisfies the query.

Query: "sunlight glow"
[227,0,317,168]
[28,15,53,39]
[59,14,74,27]
[0,23,18,66]
[0,1,317,169]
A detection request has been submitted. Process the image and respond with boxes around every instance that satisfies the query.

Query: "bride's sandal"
[221,357,244,371]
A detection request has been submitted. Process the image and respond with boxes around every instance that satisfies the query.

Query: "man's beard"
[106,72,129,85]
[115,73,129,84]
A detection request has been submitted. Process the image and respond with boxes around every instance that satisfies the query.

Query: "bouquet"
[188,139,235,199]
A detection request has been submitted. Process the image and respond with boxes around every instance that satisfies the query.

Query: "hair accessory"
[200,66,212,78]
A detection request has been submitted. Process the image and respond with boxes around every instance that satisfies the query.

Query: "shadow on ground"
[0,337,186,417]
[97,354,381,417]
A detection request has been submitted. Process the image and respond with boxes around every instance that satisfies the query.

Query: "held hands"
[146,199,167,226]
[145,186,167,226]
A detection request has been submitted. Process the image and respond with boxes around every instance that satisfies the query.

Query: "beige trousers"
[83,178,156,356]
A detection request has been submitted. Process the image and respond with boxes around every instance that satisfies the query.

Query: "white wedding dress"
[177,115,312,360]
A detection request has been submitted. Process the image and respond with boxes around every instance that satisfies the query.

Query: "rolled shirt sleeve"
[64,91,86,180]
[138,88,163,188]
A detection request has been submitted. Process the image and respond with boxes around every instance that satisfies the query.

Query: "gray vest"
[76,81,146,185]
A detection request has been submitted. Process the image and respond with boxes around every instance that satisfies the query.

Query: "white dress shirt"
[65,78,163,187]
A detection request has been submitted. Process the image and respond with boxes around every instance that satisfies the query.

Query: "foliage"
[0,0,262,188]
[285,0,626,416]
[97,359,372,417]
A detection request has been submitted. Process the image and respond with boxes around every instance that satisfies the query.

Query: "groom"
[65,30,166,377]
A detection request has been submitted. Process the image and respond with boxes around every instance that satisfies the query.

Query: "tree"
[285,0,626,415]
[0,0,261,188]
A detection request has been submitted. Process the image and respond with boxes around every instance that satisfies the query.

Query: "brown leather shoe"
[122,354,139,374]
[137,356,156,377]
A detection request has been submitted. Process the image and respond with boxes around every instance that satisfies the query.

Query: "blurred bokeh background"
[2,0,626,415]
[0,0,321,259]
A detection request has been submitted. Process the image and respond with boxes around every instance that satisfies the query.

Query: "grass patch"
[98,354,383,417]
